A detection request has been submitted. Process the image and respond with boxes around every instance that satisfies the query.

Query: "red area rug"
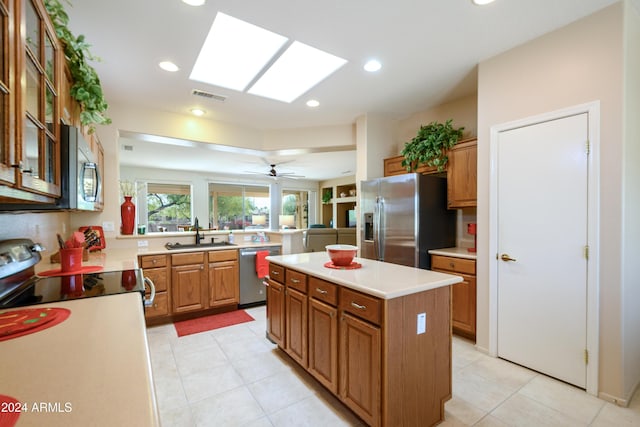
[174,310,255,337]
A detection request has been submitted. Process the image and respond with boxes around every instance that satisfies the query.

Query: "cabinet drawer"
[143,267,168,292]
[339,287,381,326]
[140,255,167,268]
[431,255,476,275]
[171,252,205,266]
[145,292,169,317]
[269,263,285,282]
[286,269,307,293]
[309,276,337,306]
[208,249,238,262]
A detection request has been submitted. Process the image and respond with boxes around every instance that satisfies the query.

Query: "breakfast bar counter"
[263,252,462,427]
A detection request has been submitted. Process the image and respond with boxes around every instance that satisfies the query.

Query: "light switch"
[417,312,426,334]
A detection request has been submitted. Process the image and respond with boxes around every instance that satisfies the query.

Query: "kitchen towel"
[256,250,270,278]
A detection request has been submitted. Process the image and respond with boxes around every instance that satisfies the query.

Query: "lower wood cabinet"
[285,287,308,368]
[308,276,339,394]
[339,312,381,426]
[140,255,170,320]
[266,278,285,347]
[266,262,452,427]
[171,252,208,314]
[431,254,476,340]
[208,250,239,307]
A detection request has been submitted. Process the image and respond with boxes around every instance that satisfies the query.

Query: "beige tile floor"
[147,306,640,427]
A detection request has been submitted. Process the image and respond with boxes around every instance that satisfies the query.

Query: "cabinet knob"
[152,259,157,265]
[315,288,328,295]
[449,262,455,268]
[290,278,300,284]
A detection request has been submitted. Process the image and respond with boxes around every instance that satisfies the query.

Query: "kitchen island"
[264,252,462,427]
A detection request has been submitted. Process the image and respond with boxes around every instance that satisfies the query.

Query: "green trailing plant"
[322,189,332,204]
[401,119,464,172]
[44,0,111,131]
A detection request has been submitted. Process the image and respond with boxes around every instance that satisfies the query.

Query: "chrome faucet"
[194,217,204,245]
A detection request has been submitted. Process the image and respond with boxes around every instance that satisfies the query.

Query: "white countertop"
[0,293,159,427]
[265,252,462,299]
[428,247,477,260]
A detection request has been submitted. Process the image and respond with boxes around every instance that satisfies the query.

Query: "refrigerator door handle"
[373,197,380,260]
[377,197,385,261]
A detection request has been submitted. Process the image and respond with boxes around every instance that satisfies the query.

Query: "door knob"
[500,254,517,262]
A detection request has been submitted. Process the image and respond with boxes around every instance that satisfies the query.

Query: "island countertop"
[265,252,462,299]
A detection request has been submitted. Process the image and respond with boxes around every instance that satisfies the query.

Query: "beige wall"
[0,212,70,262]
[478,2,632,401]
[622,0,640,399]
[393,94,478,154]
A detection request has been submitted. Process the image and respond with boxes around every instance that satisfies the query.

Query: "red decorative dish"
[0,394,21,426]
[0,307,71,342]
[324,261,362,270]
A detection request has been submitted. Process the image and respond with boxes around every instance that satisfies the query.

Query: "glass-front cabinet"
[19,0,60,198]
[0,0,60,203]
[0,0,15,185]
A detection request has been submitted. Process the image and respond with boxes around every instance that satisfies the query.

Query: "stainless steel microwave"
[59,124,101,211]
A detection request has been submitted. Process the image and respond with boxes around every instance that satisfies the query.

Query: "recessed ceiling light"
[182,0,205,6]
[190,108,205,116]
[364,59,382,72]
[159,61,179,72]
[248,41,347,103]
[190,13,288,91]
[306,99,320,108]
[472,0,495,5]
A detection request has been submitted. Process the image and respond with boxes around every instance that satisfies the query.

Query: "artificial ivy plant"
[44,0,111,130]
[401,119,464,172]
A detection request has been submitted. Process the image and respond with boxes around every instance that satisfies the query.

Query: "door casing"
[488,101,600,395]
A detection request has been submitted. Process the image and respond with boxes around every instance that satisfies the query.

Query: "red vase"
[121,196,135,235]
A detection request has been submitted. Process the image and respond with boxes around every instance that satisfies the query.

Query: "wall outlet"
[417,312,426,335]
[137,240,148,247]
[102,221,115,232]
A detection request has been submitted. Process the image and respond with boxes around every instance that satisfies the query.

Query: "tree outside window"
[209,183,269,230]
[146,183,191,232]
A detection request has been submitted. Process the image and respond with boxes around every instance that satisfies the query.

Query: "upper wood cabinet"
[383,137,477,208]
[447,138,477,208]
[0,0,61,202]
[0,0,16,186]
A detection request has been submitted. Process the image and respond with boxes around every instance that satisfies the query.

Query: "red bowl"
[326,244,358,266]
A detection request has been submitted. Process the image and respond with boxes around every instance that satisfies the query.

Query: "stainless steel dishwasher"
[239,246,281,308]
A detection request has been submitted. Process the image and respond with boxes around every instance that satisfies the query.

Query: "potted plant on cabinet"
[401,119,464,172]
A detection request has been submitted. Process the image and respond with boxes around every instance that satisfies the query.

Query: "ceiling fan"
[245,163,305,179]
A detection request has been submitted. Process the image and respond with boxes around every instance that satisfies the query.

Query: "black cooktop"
[1,269,146,309]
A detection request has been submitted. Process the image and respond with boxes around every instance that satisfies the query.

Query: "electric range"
[0,239,152,309]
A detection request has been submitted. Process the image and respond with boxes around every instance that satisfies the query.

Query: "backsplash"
[0,211,71,260]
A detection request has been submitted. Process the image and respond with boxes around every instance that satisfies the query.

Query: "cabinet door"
[0,0,16,185]
[17,0,60,198]
[171,264,206,313]
[144,267,169,319]
[308,298,338,394]
[340,312,381,427]
[266,278,285,347]
[285,287,308,368]
[451,273,476,339]
[208,260,239,307]
[447,139,477,208]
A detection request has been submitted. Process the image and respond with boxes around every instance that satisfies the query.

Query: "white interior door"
[497,113,588,388]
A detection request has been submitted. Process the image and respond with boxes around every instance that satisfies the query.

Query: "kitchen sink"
[165,241,237,250]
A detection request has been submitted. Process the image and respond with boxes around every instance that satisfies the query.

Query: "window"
[282,189,308,229]
[209,183,269,230]
[146,183,192,232]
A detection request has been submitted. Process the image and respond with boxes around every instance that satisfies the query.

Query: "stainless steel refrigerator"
[361,173,455,269]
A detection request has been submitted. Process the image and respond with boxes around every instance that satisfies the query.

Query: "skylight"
[248,41,347,103]
[189,13,288,91]
[189,13,347,103]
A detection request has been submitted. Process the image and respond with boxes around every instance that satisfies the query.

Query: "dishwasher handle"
[144,276,156,307]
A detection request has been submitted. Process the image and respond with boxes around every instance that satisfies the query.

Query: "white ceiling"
[66,0,620,181]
